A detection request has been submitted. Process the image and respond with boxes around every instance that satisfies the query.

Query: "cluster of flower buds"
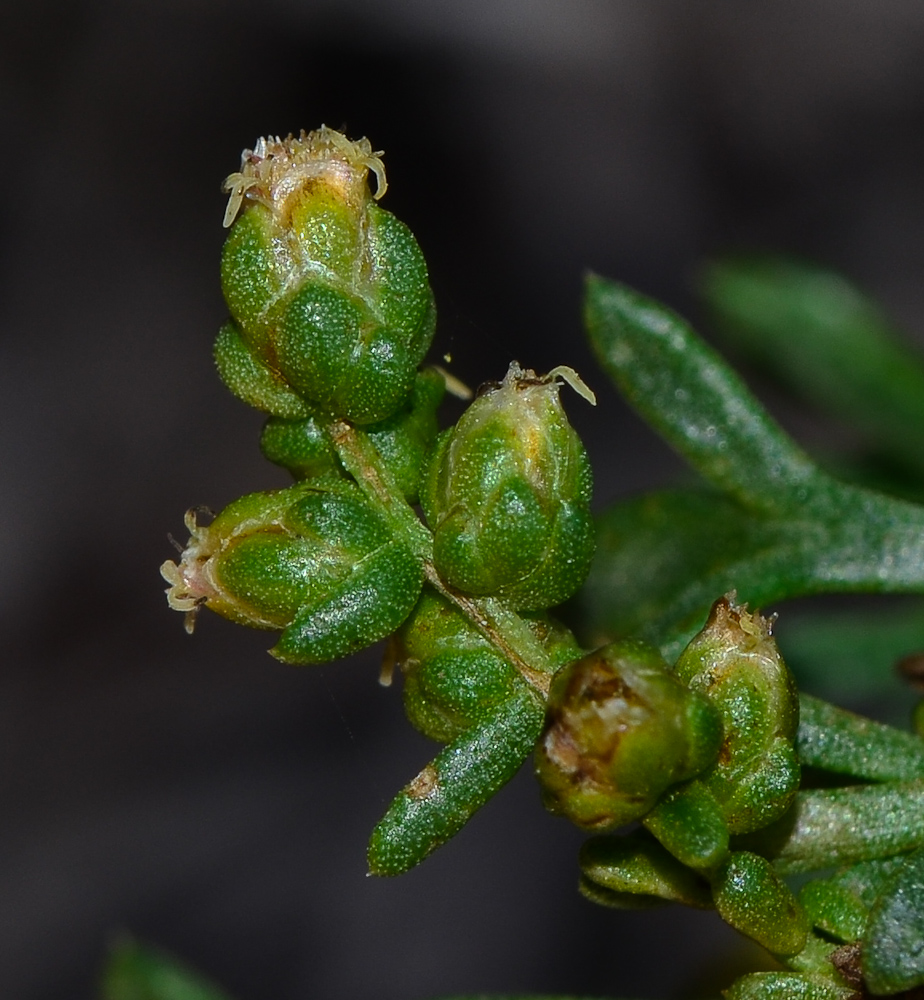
[364,362,598,874]
[164,125,598,701]
[537,595,808,959]
[162,129,444,664]
[160,129,924,993]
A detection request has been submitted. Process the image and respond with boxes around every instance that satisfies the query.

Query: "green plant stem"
[327,418,433,557]
[327,419,556,694]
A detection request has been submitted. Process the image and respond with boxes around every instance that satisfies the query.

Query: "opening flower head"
[221,126,387,228]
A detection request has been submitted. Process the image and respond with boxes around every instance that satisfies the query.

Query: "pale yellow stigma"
[221,125,387,228]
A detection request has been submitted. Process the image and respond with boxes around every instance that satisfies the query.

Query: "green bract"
[578,829,713,909]
[535,639,722,830]
[260,368,445,502]
[397,589,583,743]
[160,481,422,664]
[422,362,595,609]
[712,851,808,955]
[218,127,436,425]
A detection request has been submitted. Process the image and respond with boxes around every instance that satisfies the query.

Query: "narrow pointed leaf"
[584,274,823,514]
[797,694,924,781]
[102,938,233,1000]
[741,781,924,875]
[700,256,924,478]
[580,484,924,660]
[368,687,544,876]
[724,972,855,1000]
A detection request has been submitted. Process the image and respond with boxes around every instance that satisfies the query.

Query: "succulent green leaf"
[402,646,521,744]
[799,856,907,944]
[580,478,924,661]
[259,411,339,481]
[581,275,924,659]
[642,779,730,873]
[577,488,758,650]
[862,846,924,994]
[398,590,580,743]
[367,686,545,876]
[712,850,808,956]
[699,256,924,480]
[584,273,823,515]
[219,206,281,348]
[260,368,445,500]
[101,937,233,1000]
[741,781,924,875]
[797,694,924,781]
[799,880,869,947]
[363,367,445,502]
[579,828,713,908]
[272,537,423,664]
[723,972,855,1000]
[714,736,801,838]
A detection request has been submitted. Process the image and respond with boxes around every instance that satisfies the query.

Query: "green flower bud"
[396,589,583,743]
[421,362,595,610]
[218,127,436,425]
[260,368,445,502]
[160,481,422,664]
[674,594,801,834]
[535,640,722,831]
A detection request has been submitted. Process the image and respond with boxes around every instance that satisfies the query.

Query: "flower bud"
[397,589,583,743]
[260,368,445,502]
[218,127,436,425]
[674,594,800,834]
[160,481,422,664]
[421,362,595,610]
[535,640,723,831]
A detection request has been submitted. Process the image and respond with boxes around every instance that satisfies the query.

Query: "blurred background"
[3,2,924,997]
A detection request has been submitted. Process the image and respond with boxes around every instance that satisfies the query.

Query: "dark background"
[3,3,924,998]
